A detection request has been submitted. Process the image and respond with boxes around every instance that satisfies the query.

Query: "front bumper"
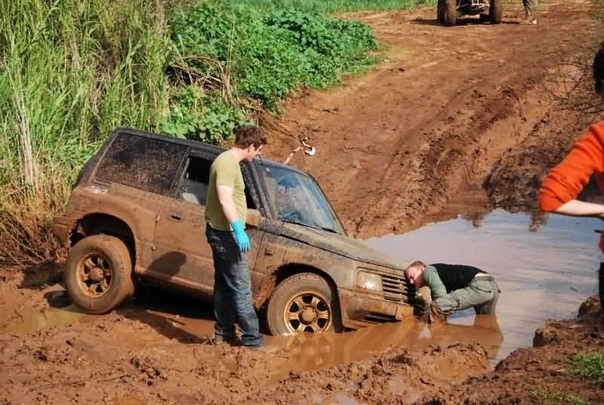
[339,289,414,330]
[52,215,73,247]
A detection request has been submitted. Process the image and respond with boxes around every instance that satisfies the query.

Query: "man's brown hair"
[234,125,268,149]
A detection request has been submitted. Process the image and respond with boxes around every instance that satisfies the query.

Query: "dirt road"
[1,1,604,404]
[265,0,603,237]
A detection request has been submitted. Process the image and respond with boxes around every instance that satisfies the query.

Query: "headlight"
[356,271,383,292]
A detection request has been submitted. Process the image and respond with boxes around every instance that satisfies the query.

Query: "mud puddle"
[2,207,599,373]
[366,207,600,364]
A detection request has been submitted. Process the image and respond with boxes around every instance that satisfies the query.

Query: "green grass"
[227,0,436,13]
[528,388,590,404]
[566,352,604,382]
[528,352,604,405]
[0,0,171,264]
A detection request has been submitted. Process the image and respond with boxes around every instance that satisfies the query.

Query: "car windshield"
[257,161,345,235]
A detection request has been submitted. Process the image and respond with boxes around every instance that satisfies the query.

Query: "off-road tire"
[64,234,135,314]
[436,0,445,24]
[266,273,343,336]
[489,0,503,24]
[443,0,457,26]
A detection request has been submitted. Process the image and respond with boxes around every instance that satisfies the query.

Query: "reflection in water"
[272,313,503,372]
[366,209,600,363]
[0,304,84,335]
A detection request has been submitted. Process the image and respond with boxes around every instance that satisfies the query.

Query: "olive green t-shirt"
[204,151,247,231]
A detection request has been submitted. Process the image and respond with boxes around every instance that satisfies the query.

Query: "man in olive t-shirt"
[205,152,247,232]
[204,126,267,349]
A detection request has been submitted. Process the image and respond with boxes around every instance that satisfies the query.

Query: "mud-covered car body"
[53,127,414,335]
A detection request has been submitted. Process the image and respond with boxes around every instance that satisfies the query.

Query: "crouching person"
[404,261,500,323]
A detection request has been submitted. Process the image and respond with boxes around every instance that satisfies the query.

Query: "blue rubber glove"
[231,220,250,252]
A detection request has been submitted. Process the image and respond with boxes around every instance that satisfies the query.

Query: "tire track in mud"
[266,1,602,239]
[354,79,530,236]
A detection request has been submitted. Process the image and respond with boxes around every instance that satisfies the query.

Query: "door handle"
[169,213,182,222]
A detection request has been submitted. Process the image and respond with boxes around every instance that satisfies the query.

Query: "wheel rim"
[283,291,332,334]
[76,253,113,298]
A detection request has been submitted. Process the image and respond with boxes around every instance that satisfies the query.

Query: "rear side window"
[95,133,185,195]
[177,155,258,209]
[179,156,212,205]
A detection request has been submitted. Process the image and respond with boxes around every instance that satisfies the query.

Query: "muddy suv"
[53,127,414,335]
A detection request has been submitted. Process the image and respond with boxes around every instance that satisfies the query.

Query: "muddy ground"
[2,1,604,403]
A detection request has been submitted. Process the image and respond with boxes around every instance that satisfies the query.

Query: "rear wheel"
[266,273,343,336]
[489,0,502,24]
[64,235,135,314]
[443,0,457,26]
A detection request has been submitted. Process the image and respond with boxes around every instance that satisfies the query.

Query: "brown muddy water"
[1,209,599,372]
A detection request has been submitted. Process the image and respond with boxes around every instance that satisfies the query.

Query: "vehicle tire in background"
[489,0,503,24]
[64,234,135,314]
[437,0,445,24]
[444,0,457,26]
[266,273,343,335]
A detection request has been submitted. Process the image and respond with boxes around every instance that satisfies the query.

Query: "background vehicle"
[53,128,415,335]
[437,0,502,26]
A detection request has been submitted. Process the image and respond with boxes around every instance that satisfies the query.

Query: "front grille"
[381,273,412,302]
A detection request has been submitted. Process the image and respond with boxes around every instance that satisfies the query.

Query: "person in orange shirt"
[538,43,604,314]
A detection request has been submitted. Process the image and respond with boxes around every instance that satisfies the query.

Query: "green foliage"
[0,0,389,263]
[566,352,604,382]
[168,1,378,112]
[0,0,170,247]
[227,0,436,13]
[160,86,250,143]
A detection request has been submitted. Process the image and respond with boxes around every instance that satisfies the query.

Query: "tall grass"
[0,0,171,265]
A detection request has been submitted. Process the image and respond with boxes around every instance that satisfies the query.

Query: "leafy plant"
[566,352,604,382]
[160,86,250,144]
[168,1,379,115]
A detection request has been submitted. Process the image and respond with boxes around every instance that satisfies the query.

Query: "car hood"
[280,223,407,270]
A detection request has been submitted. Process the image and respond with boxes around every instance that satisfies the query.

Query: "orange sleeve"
[539,122,604,212]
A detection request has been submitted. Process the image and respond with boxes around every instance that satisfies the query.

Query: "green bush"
[166,0,378,124]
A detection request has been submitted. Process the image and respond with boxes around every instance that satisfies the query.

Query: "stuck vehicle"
[53,127,415,335]
[437,0,502,26]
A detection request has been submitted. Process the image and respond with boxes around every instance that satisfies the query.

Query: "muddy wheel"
[266,273,343,336]
[64,235,135,314]
[489,0,502,24]
[436,0,445,24]
[443,0,457,26]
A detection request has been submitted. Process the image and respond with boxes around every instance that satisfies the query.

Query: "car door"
[151,150,264,299]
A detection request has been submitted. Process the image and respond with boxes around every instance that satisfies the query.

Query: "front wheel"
[266,273,343,336]
[64,235,135,314]
[489,0,502,24]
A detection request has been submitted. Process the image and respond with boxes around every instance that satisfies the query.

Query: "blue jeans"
[206,225,264,347]
[435,277,500,315]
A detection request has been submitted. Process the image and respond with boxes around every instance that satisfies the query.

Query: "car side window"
[95,133,185,195]
[179,156,211,205]
[177,155,259,209]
